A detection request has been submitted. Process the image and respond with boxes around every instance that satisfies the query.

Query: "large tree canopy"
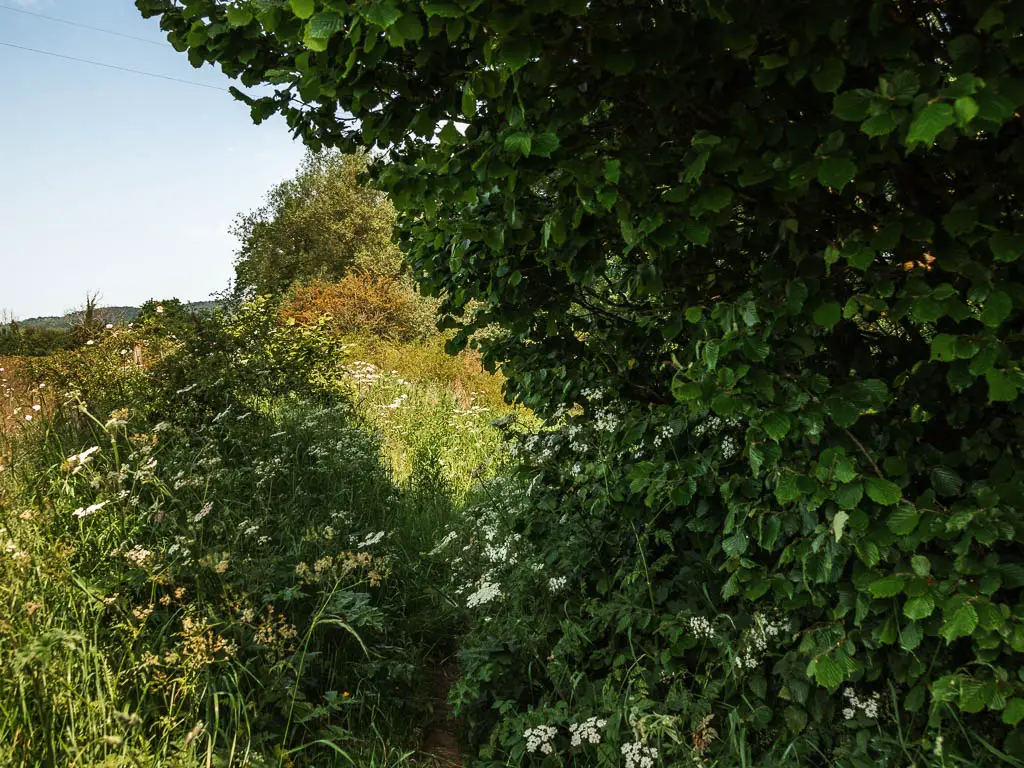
[138,0,1024,764]
[231,149,401,296]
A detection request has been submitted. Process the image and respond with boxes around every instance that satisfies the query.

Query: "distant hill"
[17,301,220,330]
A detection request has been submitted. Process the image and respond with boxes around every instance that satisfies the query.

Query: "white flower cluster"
[740,613,788,669]
[192,502,213,523]
[652,424,674,447]
[548,575,568,593]
[581,387,605,401]
[842,688,880,720]
[569,716,606,746]
[124,545,152,567]
[66,446,100,474]
[594,408,621,433]
[72,501,108,519]
[621,740,658,768]
[688,615,715,640]
[238,519,261,537]
[466,578,501,608]
[357,530,386,548]
[524,725,557,755]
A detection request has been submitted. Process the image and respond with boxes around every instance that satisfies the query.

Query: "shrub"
[136,2,1024,765]
[282,275,437,343]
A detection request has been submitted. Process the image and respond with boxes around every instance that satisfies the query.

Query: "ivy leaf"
[817,157,856,192]
[869,575,906,598]
[906,102,955,148]
[903,595,935,620]
[939,604,978,644]
[290,0,315,20]
[813,302,841,330]
[865,477,901,506]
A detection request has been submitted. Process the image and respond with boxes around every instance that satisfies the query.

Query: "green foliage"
[230,150,402,297]
[0,299,485,766]
[136,0,1024,765]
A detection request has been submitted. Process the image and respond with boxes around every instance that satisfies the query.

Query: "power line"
[0,41,226,91]
[0,3,167,47]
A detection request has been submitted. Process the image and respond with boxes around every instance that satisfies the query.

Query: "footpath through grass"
[0,305,528,768]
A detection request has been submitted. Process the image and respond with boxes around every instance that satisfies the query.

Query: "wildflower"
[125,545,153,567]
[569,717,606,746]
[524,725,557,755]
[548,575,568,593]
[687,615,715,640]
[24,414,32,421]
[466,578,501,608]
[191,502,213,523]
[132,604,154,621]
[72,501,108,518]
[842,688,880,719]
[356,530,386,548]
[213,555,229,574]
[85,340,95,346]
[31,404,40,411]
[622,740,658,768]
[155,305,165,314]
[105,323,114,329]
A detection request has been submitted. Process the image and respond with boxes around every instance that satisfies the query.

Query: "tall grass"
[0,309,516,767]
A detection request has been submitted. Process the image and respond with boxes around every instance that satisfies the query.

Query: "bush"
[282,275,437,343]
[134,2,1024,765]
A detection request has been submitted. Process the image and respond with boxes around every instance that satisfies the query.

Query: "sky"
[0,0,307,319]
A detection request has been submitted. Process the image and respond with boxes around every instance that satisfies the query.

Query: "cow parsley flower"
[524,725,557,755]
[569,717,606,746]
[622,740,658,768]
[466,578,501,608]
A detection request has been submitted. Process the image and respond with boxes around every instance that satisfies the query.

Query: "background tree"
[138,1,1024,765]
[230,149,402,297]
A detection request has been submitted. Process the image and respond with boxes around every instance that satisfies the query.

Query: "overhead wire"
[0,40,227,91]
[0,2,168,47]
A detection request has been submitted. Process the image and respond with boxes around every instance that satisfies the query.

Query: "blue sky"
[0,0,306,319]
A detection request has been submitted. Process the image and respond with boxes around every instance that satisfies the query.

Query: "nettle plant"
[138,0,1024,763]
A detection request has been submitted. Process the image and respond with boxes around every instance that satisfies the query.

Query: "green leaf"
[461,85,476,118]
[812,58,845,93]
[817,157,857,192]
[1003,699,1024,726]
[930,466,963,497]
[939,603,978,644]
[290,0,315,20]
[834,90,871,121]
[813,302,841,330]
[784,705,808,733]
[900,620,924,650]
[930,333,957,362]
[981,291,1012,327]
[532,132,560,157]
[986,369,1018,403]
[503,132,532,158]
[832,510,849,542]
[861,112,898,137]
[363,3,403,29]
[812,653,845,688]
[499,38,532,71]
[722,532,749,557]
[911,555,931,576]
[887,505,920,535]
[394,12,424,42]
[307,11,344,38]
[422,2,463,18]
[903,595,935,620]
[835,482,863,510]
[906,102,955,148]
[226,6,254,26]
[865,477,901,506]
[990,231,1024,262]
[869,575,906,598]
[954,96,979,126]
[762,412,791,441]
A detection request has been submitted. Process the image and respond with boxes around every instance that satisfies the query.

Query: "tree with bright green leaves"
[137,1,1024,765]
[230,149,402,296]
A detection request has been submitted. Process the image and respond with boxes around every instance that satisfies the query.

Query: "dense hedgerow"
[137,1,1024,766]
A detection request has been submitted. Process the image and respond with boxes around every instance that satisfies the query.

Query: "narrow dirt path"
[419,659,462,767]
